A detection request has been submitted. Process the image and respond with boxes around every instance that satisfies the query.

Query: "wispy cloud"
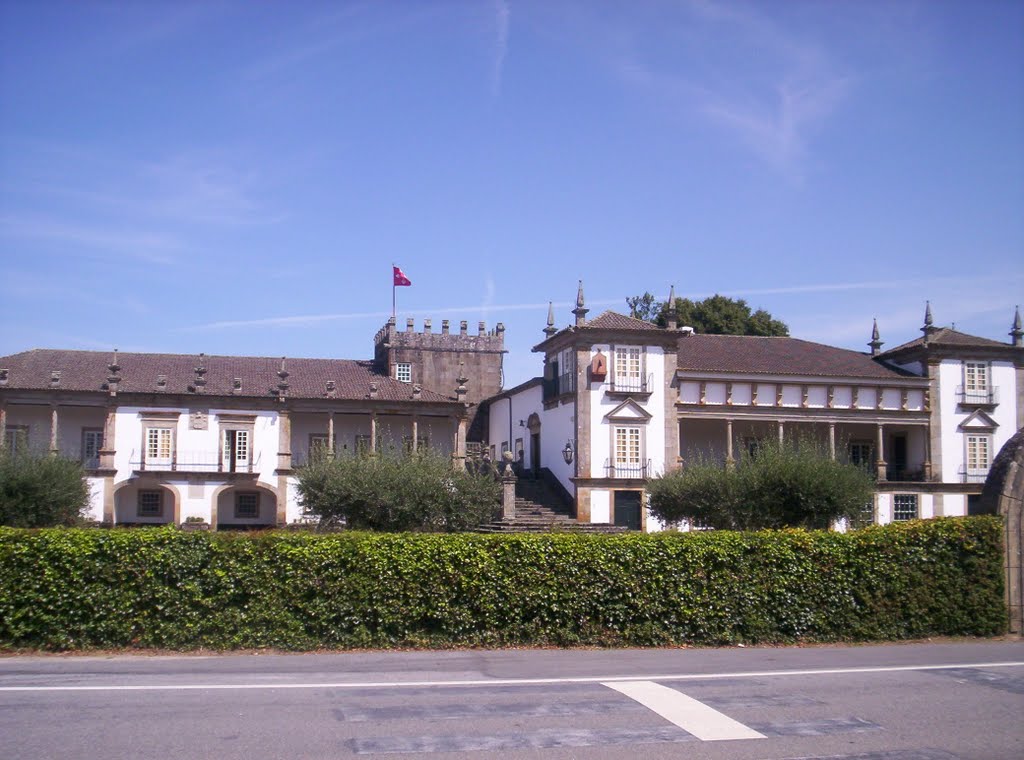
[491,0,511,97]
[0,215,178,264]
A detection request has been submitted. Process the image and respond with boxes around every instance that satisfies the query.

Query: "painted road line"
[0,661,1022,692]
[604,680,765,741]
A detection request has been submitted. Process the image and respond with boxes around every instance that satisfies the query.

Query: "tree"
[0,449,90,527]
[296,449,500,532]
[647,438,874,531]
[625,292,789,336]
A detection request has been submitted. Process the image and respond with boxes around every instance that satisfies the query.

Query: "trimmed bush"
[0,449,90,528]
[0,517,1003,651]
[297,449,500,532]
[648,438,876,530]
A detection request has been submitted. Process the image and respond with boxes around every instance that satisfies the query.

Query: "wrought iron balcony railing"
[131,450,260,473]
[603,458,651,479]
[958,466,989,484]
[955,386,999,406]
[609,373,654,394]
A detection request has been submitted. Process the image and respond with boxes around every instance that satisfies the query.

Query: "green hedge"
[0,517,1005,651]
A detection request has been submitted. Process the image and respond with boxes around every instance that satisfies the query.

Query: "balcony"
[542,372,576,402]
[884,467,926,482]
[956,386,999,406]
[959,466,990,484]
[603,458,651,479]
[130,450,261,474]
[608,373,654,396]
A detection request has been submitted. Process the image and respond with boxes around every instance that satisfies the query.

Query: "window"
[308,434,331,459]
[744,438,762,460]
[82,429,103,469]
[403,435,429,453]
[614,426,642,475]
[556,348,575,394]
[138,490,163,518]
[395,362,412,383]
[848,441,873,470]
[966,435,991,472]
[515,438,524,463]
[501,441,509,456]
[614,346,643,391]
[964,362,989,392]
[355,434,372,455]
[3,425,29,454]
[893,494,918,521]
[222,429,250,472]
[234,492,260,519]
[851,501,875,529]
[145,427,173,467]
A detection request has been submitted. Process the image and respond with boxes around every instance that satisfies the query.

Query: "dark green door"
[613,491,642,530]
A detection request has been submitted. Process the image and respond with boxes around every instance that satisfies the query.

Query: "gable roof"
[676,334,914,380]
[0,349,456,403]
[585,311,664,331]
[878,327,1011,357]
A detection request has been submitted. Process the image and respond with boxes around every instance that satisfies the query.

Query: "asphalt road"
[1,641,1022,760]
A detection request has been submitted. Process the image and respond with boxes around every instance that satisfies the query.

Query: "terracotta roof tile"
[877,327,1012,357]
[585,311,664,331]
[676,335,913,380]
[0,349,456,403]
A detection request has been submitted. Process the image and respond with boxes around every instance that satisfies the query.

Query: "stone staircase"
[474,477,629,534]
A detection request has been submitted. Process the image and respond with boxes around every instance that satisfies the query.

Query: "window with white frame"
[137,490,163,518]
[222,429,250,472]
[964,362,989,392]
[614,346,643,391]
[234,492,260,519]
[145,427,173,468]
[82,429,103,469]
[614,426,643,475]
[395,362,412,383]
[966,434,991,474]
[893,494,918,521]
[556,347,575,394]
[4,425,29,454]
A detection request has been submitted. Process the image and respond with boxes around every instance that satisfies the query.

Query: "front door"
[613,491,642,530]
[530,433,540,475]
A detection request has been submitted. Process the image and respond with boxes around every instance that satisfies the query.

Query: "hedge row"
[0,517,1005,651]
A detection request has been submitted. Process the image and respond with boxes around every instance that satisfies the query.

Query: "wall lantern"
[562,440,575,465]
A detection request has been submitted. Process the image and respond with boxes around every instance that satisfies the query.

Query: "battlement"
[374,317,505,354]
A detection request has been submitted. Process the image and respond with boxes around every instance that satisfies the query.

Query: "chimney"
[460,320,468,336]
[423,319,432,334]
[406,318,415,333]
[478,321,486,337]
[441,319,450,335]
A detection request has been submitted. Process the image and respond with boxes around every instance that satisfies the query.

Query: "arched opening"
[527,413,542,476]
[211,484,278,531]
[113,479,180,526]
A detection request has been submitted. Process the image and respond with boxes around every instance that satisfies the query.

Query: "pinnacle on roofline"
[543,301,557,338]
[1012,305,1023,347]
[868,318,883,356]
[572,279,588,327]
[666,284,678,330]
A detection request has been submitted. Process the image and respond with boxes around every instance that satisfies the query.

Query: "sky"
[1,0,1022,388]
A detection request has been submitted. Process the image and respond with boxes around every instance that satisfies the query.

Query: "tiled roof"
[676,335,914,380]
[0,349,456,403]
[877,327,1012,357]
[585,311,664,331]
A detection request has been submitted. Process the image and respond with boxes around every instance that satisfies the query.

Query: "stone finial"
[406,318,415,333]
[459,320,468,336]
[666,284,678,330]
[544,301,557,337]
[1011,305,1023,347]
[0,368,9,386]
[572,280,589,326]
[325,380,336,398]
[276,357,289,399]
[193,353,207,393]
[232,377,242,394]
[369,382,378,399]
[412,384,422,399]
[107,349,121,376]
[921,300,935,338]
[441,319,450,335]
[868,318,884,356]
[456,362,469,401]
[423,319,432,333]
[156,374,167,390]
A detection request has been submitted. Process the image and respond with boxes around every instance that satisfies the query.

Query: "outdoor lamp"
[562,440,574,465]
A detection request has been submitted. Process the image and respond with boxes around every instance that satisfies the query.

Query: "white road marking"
[603,680,765,741]
[0,660,1021,692]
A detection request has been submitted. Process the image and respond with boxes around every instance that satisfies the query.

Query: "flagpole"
[392,262,396,321]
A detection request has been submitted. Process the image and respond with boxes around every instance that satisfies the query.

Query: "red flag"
[393,266,412,287]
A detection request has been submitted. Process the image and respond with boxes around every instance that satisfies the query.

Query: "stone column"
[327,410,335,454]
[100,405,117,526]
[411,415,419,453]
[452,416,468,470]
[276,409,292,527]
[49,404,59,455]
[876,423,887,481]
[0,402,6,448]
[923,423,932,481]
[370,412,378,454]
[725,419,735,468]
[828,422,836,460]
[501,468,517,520]
[777,420,784,445]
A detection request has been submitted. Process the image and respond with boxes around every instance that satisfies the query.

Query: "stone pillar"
[451,416,468,470]
[777,420,784,445]
[49,404,59,455]
[0,402,6,448]
[100,405,117,525]
[501,469,517,520]
[327,411,335,454]
[411,415,419,452]
[828,422,836,460]
[876,423,887,481]
[923,423,933,481]
[725,419,734,468]
[276,409,292,527]
[370,412,378,454]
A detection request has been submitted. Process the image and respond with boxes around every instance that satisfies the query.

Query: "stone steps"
[472,480,629,534]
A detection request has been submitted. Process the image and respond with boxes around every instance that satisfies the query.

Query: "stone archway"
[210,483,279,531]
[527,413,542,475]
[980,429,1024,634]
[112,479,181,526]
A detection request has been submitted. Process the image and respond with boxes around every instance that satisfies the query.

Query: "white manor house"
[1,287,1021,531]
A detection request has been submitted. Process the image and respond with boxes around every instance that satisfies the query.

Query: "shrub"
[296,449,500,532]
[648,438,876,530]
[0,517,1004,650]
[0,448,90,528]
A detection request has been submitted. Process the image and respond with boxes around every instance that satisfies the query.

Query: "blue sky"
[2,0,1022,388]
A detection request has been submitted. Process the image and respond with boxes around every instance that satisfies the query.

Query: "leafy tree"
[647,438,874,530]
[625,292,789,336]
[0,448,90,527]
[296,449,500,532]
